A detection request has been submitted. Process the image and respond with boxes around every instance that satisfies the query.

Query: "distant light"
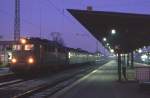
[110,49,114,53]
[106,43,109,46]
[103,37,107,41]
[141,54,148,62]
[138,49,142,53]
[111,29,116,35]
[68,52,73,59]
[68,52,71,59]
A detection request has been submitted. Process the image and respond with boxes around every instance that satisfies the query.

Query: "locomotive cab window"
[13,44,34,51]
[24,44,34,51]
[13,45,22,51]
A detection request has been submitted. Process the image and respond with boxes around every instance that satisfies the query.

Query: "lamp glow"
[111,29,116,35]
[28,57,34,64]
[103,37,107,41]
[20,38,27,44]
[138,49,142,53]
[106,43,109,46]
[110,49,114,53]
[12,58,17,63]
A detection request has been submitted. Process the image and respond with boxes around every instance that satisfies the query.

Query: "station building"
[0,41,17,67]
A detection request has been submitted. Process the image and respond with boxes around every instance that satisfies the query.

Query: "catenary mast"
[14,0,20,41]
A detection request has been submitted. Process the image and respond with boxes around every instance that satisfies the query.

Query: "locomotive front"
[10,38,36,73]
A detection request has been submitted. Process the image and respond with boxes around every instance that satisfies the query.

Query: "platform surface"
[0,67,12,75]
[51,60,150,98]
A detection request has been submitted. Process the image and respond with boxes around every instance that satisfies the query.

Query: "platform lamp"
[111,29,116,35]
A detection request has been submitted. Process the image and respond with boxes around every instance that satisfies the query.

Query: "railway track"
[11,60,109,98]
[0,73,18,83]
[0,79,24,87]
[12,69,89,98]
[0,60,109,98]
[0,72,27,87]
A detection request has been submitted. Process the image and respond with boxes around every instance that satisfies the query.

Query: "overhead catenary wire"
[45,0,105,52]
[45,0,87,34]
[0,9,40,30]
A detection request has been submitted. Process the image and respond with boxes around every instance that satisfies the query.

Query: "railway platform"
[0,67,11,75]
[50,60,150,98]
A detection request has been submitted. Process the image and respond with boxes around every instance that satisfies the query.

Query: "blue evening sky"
[0,0,150,52]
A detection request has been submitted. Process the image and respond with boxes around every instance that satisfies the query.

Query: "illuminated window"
[13,45,21,50]
[24,44,34,51]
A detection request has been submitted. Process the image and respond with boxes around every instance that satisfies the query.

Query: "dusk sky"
[0,0,150,52]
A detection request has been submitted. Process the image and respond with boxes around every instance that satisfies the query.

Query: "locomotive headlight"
[28,57,34,64]
[20,38,27,44]
[12,58,17,63]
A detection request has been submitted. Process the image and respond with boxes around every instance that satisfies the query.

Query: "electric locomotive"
[10,37,99,74]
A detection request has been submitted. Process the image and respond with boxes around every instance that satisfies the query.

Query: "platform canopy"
[68,9,150,53]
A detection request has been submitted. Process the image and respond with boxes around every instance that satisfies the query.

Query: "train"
[10,37,100,74]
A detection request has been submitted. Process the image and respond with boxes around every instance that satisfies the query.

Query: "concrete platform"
[50,60,150,98]
[0,67,12,75]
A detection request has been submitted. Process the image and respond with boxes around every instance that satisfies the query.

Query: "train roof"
[27,37,63,47]
[65,47,93,54]
[21,37,93,54]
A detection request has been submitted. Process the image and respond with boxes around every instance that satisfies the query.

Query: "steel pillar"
[118,53,122,81]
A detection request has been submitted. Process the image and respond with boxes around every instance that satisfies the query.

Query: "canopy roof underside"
[68,9,150,53]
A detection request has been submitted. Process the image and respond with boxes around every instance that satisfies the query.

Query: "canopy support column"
[131,52,134,68]
[127,53,130,67]
[118,53,122,81]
